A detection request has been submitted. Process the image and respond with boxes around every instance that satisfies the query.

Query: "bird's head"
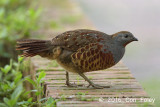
[112,31,138,47]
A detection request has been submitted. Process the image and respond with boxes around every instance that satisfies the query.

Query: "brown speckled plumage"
[51,29,107,51]
[16,29,138,88]
[71,43,115,73]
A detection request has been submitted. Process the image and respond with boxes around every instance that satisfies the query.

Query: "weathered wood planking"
[31,57,152,107]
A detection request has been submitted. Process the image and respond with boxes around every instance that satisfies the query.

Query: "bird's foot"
[87,83,110,89]
[66,82,84,87]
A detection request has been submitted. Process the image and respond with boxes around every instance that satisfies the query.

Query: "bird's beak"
[132,37,138,41]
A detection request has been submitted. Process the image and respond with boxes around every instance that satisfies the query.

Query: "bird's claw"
[66,82,84,87]
[87,84,110,89]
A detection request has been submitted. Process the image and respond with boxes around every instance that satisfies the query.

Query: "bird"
[16,29,138,89]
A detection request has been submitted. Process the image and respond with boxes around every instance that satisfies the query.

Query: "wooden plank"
[32,56,153,107]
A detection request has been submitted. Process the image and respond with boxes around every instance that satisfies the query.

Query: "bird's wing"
[51,29,108,52]
[71,42,115,72]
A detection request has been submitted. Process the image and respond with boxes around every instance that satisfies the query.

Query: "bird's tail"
[16,39,54,58]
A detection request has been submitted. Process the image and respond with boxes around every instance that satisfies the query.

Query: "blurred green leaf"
[3,98,10,106]
[25,77,37,87]
[10,83,23,106]
[14,72,22,84]
[1,65,11,74]
[27,98,32,102]
[35,91,41,96]
[46,97,57,107]
[39,97,47,102]
[18,56,24,63]
[0,103,8,107]
[37,71,46,83]
[31,90,38,92]
[0,0,41,61]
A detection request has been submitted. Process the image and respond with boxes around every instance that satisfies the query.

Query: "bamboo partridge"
[16,29,138,89]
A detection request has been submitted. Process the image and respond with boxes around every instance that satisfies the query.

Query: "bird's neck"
[112,45,125,64]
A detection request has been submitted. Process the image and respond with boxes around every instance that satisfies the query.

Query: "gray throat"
[112,45,125,64]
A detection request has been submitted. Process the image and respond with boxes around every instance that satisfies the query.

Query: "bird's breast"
[111,45,125,64]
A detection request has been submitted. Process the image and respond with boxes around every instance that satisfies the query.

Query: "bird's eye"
[124,35,128,38]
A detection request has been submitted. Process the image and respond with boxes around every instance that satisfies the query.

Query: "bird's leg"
[66,71,76,87]
[77,72,110,89]
[65,71,83,87]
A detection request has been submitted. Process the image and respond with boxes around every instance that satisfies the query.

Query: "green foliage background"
[0,0,41,66]
[0,57,55,107]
